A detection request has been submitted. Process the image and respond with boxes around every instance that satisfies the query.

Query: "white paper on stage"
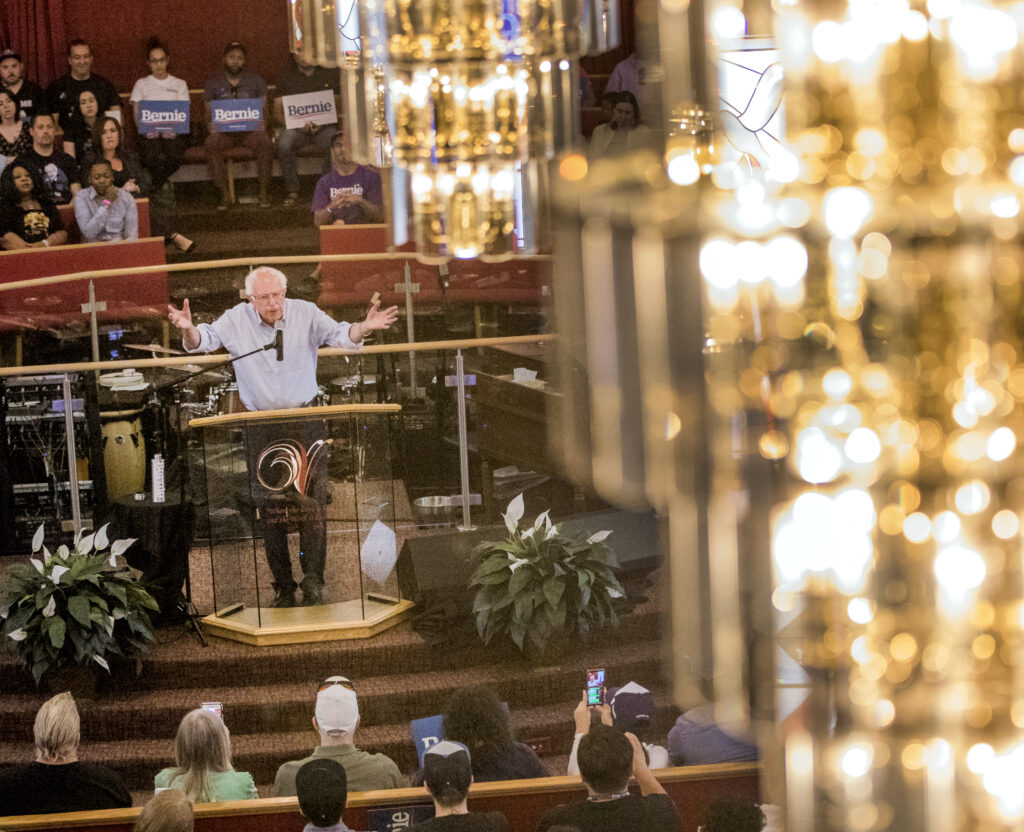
[282,89,338,129]
[360,520,397,584]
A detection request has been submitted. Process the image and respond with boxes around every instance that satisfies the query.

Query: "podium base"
[201,597,414,645]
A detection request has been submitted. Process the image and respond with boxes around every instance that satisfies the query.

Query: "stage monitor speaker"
[397,509,662,611]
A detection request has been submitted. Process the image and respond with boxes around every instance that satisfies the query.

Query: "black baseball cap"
[423,741,472,795]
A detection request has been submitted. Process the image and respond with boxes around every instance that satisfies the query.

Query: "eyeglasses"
[318,678,355,693]
[149,57,168,64]
[252,291,285,302]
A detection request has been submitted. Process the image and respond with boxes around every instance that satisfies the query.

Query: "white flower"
[110,538,137,558]
[31,525,45,553]
[49,565,69,584]
[521,527,535,540]
[508,556,529,573]
[533,510,551,532]
[608,588,623,599]
[56,545,69,558]
[77,532,96,555]
[545,525,558,540]
[30,558,44,574]
[42,596,56,618]
[504,493,525,534]
[112,610,125,620]
[587,530,613,544]
[7,628,27,641]
[93,655,110,671]
[94,523,110,551]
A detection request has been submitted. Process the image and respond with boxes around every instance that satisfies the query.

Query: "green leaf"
[507,564,537,598]
[45,617,66,650]
[542,577,565,608]
[67,595,92,628]
[545,600,566,630]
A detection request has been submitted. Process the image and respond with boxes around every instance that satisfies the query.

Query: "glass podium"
[189,404,413,645]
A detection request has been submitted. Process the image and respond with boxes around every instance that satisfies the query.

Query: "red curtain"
[1,0,69,87]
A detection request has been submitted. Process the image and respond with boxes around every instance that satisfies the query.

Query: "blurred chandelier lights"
[551,0,1024,829]
[334,0,618,260]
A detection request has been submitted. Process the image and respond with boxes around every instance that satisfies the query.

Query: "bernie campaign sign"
[210,98,264,133]
[282,89,338,130]
[137,101,191,135]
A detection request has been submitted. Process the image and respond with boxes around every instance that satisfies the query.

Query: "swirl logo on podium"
[256,438,332,495]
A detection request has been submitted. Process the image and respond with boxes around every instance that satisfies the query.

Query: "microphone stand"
[147,336,280,646]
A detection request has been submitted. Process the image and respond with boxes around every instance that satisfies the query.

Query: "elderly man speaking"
[168,267,398,607]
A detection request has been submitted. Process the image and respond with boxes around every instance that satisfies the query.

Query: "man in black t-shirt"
[410,741,510,832]
[0,48,45,123]
[274,53,341,205]
[0,692,130,816]
[45,39,120,128]
[536,725,681,832]
[18,112,80,204]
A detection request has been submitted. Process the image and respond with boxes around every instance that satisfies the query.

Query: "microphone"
[273,321,284,362]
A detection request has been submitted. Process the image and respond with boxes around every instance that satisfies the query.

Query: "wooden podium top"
[189,403,401,428]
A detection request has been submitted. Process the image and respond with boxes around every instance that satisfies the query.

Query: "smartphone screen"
[202,701,223,720]
[586,668,605,706]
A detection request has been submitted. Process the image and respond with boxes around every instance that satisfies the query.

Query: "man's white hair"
[244,266,288,297]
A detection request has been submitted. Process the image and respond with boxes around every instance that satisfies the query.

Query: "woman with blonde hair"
[154,708,257,803]
[135,789,194,832]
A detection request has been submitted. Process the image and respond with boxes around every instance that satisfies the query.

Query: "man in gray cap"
[274,676,405,796]
[0,49,44,123]
[410,741,510,832]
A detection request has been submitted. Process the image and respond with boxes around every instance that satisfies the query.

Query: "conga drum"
[101,410,146,500]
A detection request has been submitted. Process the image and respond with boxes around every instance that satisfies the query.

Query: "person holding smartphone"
[567,681,669,776]
[587,91,654,161]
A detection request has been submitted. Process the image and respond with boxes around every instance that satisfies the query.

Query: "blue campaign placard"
[210,98,264,132]
[367,804,434,832]
[137,100,191,135]
[410,714,443,767]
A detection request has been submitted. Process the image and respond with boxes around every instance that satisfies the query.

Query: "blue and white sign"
[410,715,443,767]
[137,100,191,136]
[282,89,338,130]
[366,804,434,831]
[210,98,264,133]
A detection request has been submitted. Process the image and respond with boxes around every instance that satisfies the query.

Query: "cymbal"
[124,343,185,355]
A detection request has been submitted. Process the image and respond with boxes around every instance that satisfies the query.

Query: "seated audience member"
[411,741,510,832]
[0,162,67,249]
[605,51,649,112]
[598,89,617,124]
[20,111,80,204]
[440,685,547,782]
[81,116,149,195]
[0,48,45,123]
[274,676,405,796]
[46,39,120,128]
[296,758,354,832]
[588,92,654,161]
[204,41,273,209]
[537,726,680,832]
[81,117,194,252]
[62,88,101,159]
[135,789,195,832]
[667,704,759,766]
[155,708,258,802]
[275,52,341,206]
[0,88,30,163]
[567,682,669,776]
[0,692,131,815]
[700,796,766,832]
[75,159,139,242]
[131,38,190,193]
[312,128,383,226]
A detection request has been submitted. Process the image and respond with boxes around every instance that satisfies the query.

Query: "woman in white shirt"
[130,37,190,191]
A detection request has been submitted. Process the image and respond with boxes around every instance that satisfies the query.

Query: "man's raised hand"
[362,299,399,333]
[167,298,192,331]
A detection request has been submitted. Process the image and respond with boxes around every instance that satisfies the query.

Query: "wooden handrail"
[0,252,553,293]
[0,763,760,830]
[188,403,401,428]
[0,334,554,378]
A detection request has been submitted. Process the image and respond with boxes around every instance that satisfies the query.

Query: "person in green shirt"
[155,708,258,803]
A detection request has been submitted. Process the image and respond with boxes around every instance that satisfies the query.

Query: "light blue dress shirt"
[74,187,139,242]
[185,298,360,411]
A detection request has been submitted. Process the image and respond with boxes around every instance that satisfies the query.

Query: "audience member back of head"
[134,789,195,832]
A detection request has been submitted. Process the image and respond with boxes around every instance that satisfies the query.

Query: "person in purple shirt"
[311,128,383,226]
[204,41,274,209]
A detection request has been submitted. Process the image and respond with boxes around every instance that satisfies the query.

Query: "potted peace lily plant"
[0,523,159,696]
[469,494,625,656]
